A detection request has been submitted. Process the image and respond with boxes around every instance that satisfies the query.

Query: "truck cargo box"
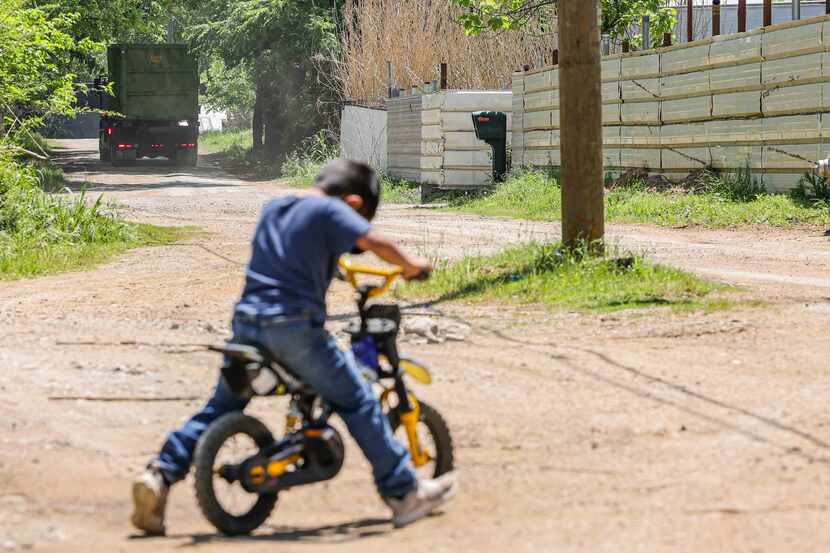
[106,44,198,121]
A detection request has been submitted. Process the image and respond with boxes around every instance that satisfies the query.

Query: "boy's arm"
[355,231,431,281]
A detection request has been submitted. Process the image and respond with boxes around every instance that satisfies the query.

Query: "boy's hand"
[355,232,432,281]
[403,259,432,281]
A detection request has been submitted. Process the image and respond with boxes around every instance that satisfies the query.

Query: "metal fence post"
[793,0,801,20]
[687,0,694,42]
[642,15,651,49]
[738,0,747,33]
[764,0,772,27]
[712,0,721,37]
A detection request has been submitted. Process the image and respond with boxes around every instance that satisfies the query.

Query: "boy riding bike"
[131,159,456,535]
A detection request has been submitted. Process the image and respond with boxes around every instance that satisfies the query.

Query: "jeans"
[155,314,417,498]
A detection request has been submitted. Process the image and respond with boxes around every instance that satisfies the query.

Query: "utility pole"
[558,0,604,248]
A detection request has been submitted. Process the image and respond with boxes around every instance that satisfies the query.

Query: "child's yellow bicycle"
[192,259,454,535]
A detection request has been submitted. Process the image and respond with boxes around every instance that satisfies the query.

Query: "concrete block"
[619,148,660,169]
[762,83,823,116]
[709,145,762,170]
[762,114,821,143]
[423,126,442,140]
[523,110,552,130]
[621,52,660,79]
[523,149,554,167]
[445,132,485,150]
[662,147,711,170]
[620,125,661,147]
[706,118,763,144]
[602,81,621,102]
[709,63,761,93]
[709,33,762,67]
[660,71,709,99]
[661,43,711,74]
[602,58,621,81]
[603,147,621,168]
[602,103,622,125]
[524,69,556,92]
[763,21,823,58]
[762,53,823,86]
[434,90,513,112]
[549,148,561,166]
[421,109,441,126]
[662,96,711,123]
[712,91,762,118]
[621,101,660,124]
[441,112,476,131]
[524,90,559,111]
[762,172,803,193]
[443,150,492,169]
[422,141,443,155]
[763,143,820,171]
[443,169,493,187]
[661,123,706,146]
[603,126,622,147]
[524,130,552,148]
[621,78,660,101]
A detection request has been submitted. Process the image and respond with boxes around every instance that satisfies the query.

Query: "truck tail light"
[177,143,196,148]
[106,127,113,136]
[151,144,164,149]
[116,143,134,150]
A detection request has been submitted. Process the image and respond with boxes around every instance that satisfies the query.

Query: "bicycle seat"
[211,341,310,397]
[211,343,265,364]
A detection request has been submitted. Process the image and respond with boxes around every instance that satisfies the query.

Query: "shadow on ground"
[128,517,392,547]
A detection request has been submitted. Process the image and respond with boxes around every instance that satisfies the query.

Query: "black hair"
[314,159,381,221]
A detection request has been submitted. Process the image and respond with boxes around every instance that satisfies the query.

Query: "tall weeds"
[338,0,555,102]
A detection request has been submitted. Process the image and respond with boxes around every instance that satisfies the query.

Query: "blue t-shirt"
[235,195,371,324]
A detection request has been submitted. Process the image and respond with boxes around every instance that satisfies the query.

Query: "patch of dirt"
[2,140,830,552]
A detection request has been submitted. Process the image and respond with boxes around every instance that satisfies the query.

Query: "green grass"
[200,130,252,161]
[0,223,193,280]
[400,242,726,312]
[454,170,830,228]
[0,154,193,280]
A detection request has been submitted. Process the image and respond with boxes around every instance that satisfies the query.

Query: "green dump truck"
[98,44,199,165]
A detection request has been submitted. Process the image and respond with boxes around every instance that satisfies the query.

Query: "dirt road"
[2,139,830,552]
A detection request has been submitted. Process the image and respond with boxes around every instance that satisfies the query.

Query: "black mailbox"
[471,111,508,182]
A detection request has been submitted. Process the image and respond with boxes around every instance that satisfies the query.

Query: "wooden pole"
[551,49,559,66]
[663,33,672,47]
[827,0,830,15]
[622,39,630,53]
[712,0,721,36]
[440,62,448,90]
[687,0,694,42]
[558,0,604,248]
[764,0,772,27]
[738,0,747,33]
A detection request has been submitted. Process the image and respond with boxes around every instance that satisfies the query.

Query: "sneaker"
[385,472,457,528]
[131,464,169,535]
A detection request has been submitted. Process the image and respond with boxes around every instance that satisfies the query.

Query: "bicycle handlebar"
[338,258,404,298]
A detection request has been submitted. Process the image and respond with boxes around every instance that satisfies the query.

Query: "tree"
[23,0,175,79]
[179,0,341,163]
[1,0,99,149]
[453,0,676,48]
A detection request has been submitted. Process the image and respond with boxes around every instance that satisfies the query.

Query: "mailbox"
[471,111,508,182]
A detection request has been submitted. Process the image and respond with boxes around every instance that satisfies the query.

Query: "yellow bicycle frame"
[338,258,432,468]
